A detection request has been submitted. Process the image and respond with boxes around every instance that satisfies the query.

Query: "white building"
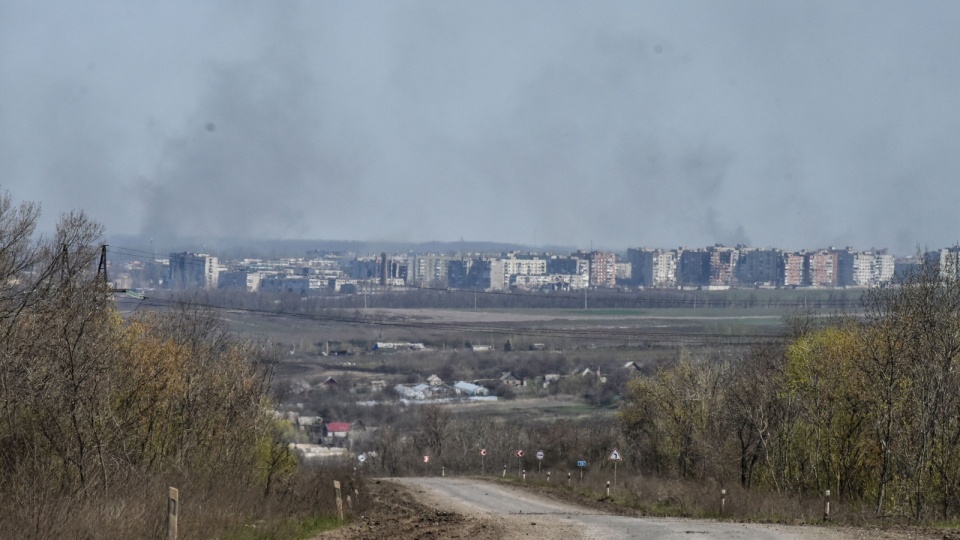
[169,252,219,290]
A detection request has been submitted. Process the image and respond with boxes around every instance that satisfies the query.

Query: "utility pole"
[96,245,127,294]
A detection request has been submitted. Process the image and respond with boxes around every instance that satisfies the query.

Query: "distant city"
[110,244,960,295]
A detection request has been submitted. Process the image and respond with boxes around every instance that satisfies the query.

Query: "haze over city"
[2,1,960,255]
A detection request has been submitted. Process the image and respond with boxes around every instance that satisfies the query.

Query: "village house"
[322,422,351,445]
[540,373,563,388]
[500,372,523,387]
[453,381,490,396]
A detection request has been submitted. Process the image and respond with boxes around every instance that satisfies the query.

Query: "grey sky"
[1,1,959,255]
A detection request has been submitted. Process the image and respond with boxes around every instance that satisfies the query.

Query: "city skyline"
[4,2,960,254]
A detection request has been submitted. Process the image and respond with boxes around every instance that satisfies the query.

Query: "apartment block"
[736,248,783,286]
[627,248,677,288]
[708,246,739,287]
[412,254,451,286]
[832,249,894,287]
[678,249,710,287]
[588,251,617,288]
[925,247,960,280]
[169,252,219,290]
[447,258,491,290]
[783,253,805,287]
[805,250,838,287]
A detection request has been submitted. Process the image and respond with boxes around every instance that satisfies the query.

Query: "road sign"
[480,448,487,456]
[358,453,367,463]
[609,448,622,461]
[423,455,430,463]
[577,460,587,467]
[536,450,544,460]
[516,449,524,458]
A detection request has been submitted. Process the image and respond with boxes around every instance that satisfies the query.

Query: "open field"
[210,305,791,356]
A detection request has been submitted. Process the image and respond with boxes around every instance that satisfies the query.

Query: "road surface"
[389,477,902,540]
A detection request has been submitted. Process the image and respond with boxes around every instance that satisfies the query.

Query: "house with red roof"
[321,421,366,447]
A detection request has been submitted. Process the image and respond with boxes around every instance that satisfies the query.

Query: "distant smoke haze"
[2,1,960,255]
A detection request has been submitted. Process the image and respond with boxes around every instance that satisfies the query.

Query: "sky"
[1,1,959,255]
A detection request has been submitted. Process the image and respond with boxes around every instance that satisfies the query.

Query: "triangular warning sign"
[609,448,622,461]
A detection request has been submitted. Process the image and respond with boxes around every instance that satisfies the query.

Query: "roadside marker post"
[609,448,622,492]
[167,487,178,540]
[333,480,344,522]
[547,471,551,483]
[503,464,507,478]
[567,472,571,487]
[721,489,727,515]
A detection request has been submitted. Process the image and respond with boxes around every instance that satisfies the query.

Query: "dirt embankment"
[312,479,504,540]
[313,478,578,540]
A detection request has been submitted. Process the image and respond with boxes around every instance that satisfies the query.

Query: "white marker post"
[334,480,344,522]
[167,487,178,540]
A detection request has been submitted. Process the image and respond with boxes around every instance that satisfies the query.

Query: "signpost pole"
[608,448,622,492]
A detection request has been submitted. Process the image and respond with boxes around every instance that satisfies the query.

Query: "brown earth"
[312,479,504,540]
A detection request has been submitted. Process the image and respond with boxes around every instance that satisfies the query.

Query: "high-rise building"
[627,248,677,288]
[925,247,960,280]
[588,251,617,288]
[783,253,805,287]
[736,248,783,286]
[168,252,219,290]
[447,258,491,290]
[678,249,710,287]
[412,254,451,286]
[805,250,838,287]
[836,248,893,287]
[707,246,739,287]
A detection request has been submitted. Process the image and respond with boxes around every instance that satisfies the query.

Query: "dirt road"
[389,477,935,540]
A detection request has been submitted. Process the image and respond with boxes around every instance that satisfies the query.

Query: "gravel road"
[390,477,930,540]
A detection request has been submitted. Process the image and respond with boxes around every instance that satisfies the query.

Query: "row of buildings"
[135,246,960,294]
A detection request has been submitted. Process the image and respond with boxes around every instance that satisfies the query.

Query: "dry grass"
[495,472,905,528]
[0,465,366,540]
